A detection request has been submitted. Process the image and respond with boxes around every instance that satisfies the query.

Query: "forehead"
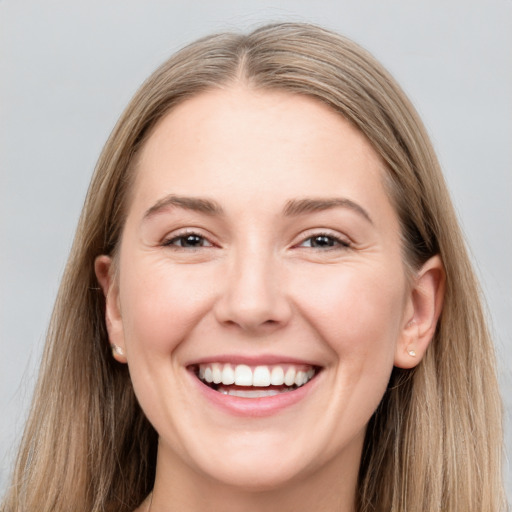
[130,86,393,219]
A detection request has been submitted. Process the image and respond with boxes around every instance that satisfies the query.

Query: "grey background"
[1,0,511,501]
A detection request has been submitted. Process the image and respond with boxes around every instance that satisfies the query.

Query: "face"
[99,87,421,491]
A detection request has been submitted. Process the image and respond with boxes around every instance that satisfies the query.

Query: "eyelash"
[296,232,351,250]
[162,230,351,251]
[162,231,214,249]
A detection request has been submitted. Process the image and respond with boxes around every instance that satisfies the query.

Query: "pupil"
[184,235,202,246]
[312,235,333,247]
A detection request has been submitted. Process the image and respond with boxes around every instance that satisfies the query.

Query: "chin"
[160,426,317,492]
[199,456,309,492]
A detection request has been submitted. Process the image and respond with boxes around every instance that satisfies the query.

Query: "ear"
[94,255,127,363]
[394,255,445,369]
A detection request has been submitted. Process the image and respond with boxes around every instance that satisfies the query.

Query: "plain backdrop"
[1,0,511,500]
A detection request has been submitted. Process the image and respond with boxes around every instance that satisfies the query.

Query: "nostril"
[212,270,293,331]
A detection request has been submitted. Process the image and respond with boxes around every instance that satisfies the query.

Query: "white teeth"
[234,364,253,386]
[197,363,317,391]
[204,367,213,383]
[270,366,285,385]
[222,364,235,385]
[295,370,306,387]
[212,363,222,384]
[284,367,296,386]
[252,366,271,387]
[221,388,282,398]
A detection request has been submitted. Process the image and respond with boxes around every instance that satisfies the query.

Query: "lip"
[186,359,322,418]
[185,353,322,367]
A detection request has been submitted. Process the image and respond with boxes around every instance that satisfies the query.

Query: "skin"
[96,87,444,512]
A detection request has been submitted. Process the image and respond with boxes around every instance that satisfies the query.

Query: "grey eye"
[300,235,349,249]
[165,234,212,248]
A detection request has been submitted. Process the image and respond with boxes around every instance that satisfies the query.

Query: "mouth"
[190,362,320,398]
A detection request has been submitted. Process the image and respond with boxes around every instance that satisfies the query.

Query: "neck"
[147,439,361,512]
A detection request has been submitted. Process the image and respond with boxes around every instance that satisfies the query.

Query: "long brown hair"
[2,23,506,511]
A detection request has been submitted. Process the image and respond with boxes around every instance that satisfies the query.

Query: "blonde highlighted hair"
[1,23,506,512]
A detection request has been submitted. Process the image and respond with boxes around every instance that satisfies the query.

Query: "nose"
[213,246,292,333]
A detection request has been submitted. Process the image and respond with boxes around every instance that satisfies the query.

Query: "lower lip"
[188,371,320,417]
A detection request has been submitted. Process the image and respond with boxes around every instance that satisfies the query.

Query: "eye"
[163,232,213,249]
[299,233,350,249]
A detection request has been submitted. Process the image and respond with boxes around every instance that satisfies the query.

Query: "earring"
[407,348,417,357]
[111,344,125,358]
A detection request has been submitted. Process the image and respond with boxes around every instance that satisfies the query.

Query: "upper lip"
[185,354,322,368]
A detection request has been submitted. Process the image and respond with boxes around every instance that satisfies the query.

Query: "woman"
[1,23,506,512]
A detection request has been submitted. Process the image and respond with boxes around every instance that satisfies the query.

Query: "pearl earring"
[408,349,417,357]
[111,344,125,358]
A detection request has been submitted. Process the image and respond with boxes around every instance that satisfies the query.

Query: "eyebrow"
[143,194,373,224]
[283,197,373,224]
[143,194,224,220]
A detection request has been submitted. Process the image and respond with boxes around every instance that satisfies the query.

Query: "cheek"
[118,256,215,353]
[294,261,407,360]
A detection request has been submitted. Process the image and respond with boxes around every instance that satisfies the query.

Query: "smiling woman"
[1,23,506,512]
